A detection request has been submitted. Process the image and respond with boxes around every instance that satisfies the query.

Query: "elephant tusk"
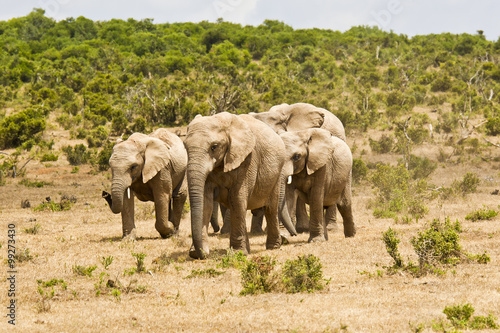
[287,176,292,184]
[127,187,130,199]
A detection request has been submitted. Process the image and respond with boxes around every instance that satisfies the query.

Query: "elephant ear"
[222,113,256,172]
[306,129,334,175]
[286,106,325,132]
[143,137,171,183]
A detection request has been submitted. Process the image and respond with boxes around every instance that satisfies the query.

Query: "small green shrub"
[240,255,277,295]
[185,268,225,279]
[33,195,76,212]
[19,179,52,188]
[407,155,437,179]
[217,249,248,269]
[94,141,114,171]
[15,247,34,262]
[282,254,325,293]
[371,164,429,219]
[24,223,41,234]
[132,252,147,273]
[452,172,480,196]
[40,153,58,162]
[485,117,500,136]
[63,144,92,165]
[382,228,404,268]
[352,158,368,184]
[443,303,498,330]
[72,264,98,277]
[411,218,463,269]
[465,206,498,222]
[369,135,394,154]
[100,256,114,270]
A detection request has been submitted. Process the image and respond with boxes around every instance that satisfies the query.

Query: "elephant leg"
[250,208,265,234]
[228,202,250,255]
[154,192,176,239]
[338,178,356,238]
[308,168,327,243]
[121,190,136,240]
[220,205,230,234]
[210,201,221,233]
[170,177,187,233]
[265,182,282,250]
[325,205,338,231]
[295,197,309,233]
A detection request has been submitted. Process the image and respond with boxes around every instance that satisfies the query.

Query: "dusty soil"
[0,123,499,332]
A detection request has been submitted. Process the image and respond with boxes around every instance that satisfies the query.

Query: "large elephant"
[102,129,187,240]
[251,102,346,140]
[251,102,346,232]
[184,112,293,259]
[280,128,356,242]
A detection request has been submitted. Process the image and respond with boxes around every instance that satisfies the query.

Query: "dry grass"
[1,131,500,332]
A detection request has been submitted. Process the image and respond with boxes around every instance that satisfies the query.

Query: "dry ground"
[1,129,500,332]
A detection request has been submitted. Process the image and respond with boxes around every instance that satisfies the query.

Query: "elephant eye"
[210,144,218,152]
[292,153,301,161]
[130,164,138,171]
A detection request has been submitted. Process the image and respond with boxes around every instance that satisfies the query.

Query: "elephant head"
[252,103,325,134]
[106,133,172,214]
[184,112,255,259]
[280,128,334,177]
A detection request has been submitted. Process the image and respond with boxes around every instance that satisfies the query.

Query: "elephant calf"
[102,128,187,240]
[281,128,356,242]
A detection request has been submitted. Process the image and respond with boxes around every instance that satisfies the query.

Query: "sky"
[1,0,499,41]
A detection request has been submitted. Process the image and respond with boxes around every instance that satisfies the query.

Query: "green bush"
[352,158,368,184]
[443,303,498,330]
[0,108,46,148]
[40,152,58,162]
[465,206,498,222]
[240,255,277,295]
[94,141,114,171]
[382,228,404,268]
[72,264,98,277]
[411,218,463,268]
[369,135,394,154]
[86,126,109,148]
[282,255,325,293]
[452,172,480,196]
[63,144,91,165]
[407,155,437,179]
[371,164,429,219]
[485,117,500,136]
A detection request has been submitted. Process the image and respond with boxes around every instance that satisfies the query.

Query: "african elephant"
[184,112,294,259]
[280,128,356,242]
[102,128,187,240]
[251,102,347,232]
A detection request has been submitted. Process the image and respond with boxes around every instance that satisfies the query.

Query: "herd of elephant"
[102,102,356,259]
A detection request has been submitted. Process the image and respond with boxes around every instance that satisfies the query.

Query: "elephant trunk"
[279,177,297,236]
[187,166,209,259]
[110,180,129,214]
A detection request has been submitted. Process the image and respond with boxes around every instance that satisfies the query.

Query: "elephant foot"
[308,235,326,243]
[266,236,282,250]
[189,244,210,260]
[344,224,357,238]
[122,229,137,241]
[156,221,176,239]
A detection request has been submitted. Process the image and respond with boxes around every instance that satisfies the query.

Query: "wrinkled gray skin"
[184,112,291,259]
[251,102,347,232]
[103,129,187,240]
[281,128,356,242]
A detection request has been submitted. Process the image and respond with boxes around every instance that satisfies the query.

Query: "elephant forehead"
[110,145,141,164]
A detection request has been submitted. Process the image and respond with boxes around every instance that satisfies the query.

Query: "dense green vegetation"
[1,9,499,150]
